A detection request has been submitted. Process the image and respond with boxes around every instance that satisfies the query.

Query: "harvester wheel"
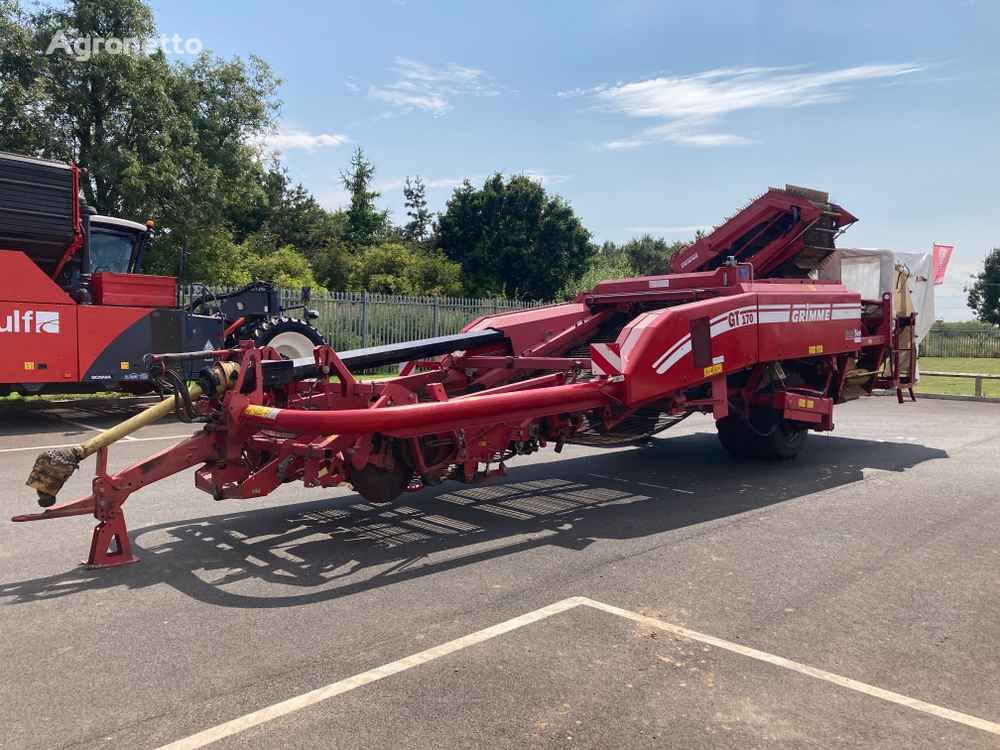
[756,415,808,460]
[717,407,808,461]
[349,461,411,504]
[248,317,324,359]
[715,416,758,459]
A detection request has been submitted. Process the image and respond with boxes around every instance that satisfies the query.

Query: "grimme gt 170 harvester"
[15,185,917,568]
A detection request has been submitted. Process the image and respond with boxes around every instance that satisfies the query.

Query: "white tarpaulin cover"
[820,248,935,384]
[820,248,936,341]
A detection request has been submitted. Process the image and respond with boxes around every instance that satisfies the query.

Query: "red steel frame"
[12,189,913,567]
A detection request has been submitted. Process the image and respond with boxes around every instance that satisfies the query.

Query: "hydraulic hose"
[240,381,610,437]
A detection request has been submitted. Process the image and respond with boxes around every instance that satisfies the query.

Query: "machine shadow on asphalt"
[0,431,946,609]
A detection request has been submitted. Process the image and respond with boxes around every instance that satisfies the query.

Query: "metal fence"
[919,328,1000,358]
[179,285,550,354]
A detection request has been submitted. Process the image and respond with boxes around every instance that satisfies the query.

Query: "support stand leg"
[85,511,138,568]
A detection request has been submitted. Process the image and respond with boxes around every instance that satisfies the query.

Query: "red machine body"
[14,186,916,568]
[90,272,177,307]
[0,152,321,395]
[0,249,209,387]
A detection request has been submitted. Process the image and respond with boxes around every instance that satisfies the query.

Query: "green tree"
[248,244,323,290]
[312,241,352,290]
[227,160,346,259]
[402,175,432,242]
[966,247,1000,325]
[348,243,461,296]
[0,0,280,281]
[341,147,389,247]
[621,234,686,276]
[559,241,634,298]
[435,174,594,299]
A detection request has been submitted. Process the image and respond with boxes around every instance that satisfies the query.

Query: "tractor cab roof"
[91,215,149,234]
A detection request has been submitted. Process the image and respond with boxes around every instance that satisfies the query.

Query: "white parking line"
[156,597,999,749]
[635,481,695,495]
[580,598,1000,737]
[0,434,192,454]
[156,597,583,750]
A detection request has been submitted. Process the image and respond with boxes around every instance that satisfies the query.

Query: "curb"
[915,392,1000,404]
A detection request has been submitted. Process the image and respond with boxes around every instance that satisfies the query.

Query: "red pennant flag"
[932,243,953,285]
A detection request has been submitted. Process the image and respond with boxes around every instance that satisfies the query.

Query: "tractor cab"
[88,215,151,275]
[84,215,176,308]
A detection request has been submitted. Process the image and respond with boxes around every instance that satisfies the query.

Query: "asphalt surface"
[0,396,997,749]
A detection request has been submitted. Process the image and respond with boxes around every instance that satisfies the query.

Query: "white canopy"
[820,248,936,342]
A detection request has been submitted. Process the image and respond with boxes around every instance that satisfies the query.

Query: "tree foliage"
[966,247,1000,325]
[341,147,389,247]
[227,160,346,259]
[0,0,279,268]
[0,0,630,301]
[558,236,691,298]
[435,174,594,299]
[348,243,461,296]
[248,244,323,290]
[620,234,686,276]
[402,176,432,243]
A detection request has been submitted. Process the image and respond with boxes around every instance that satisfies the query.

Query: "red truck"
[0,151,324,396]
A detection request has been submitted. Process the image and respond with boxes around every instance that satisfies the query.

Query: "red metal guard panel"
[621,293,759,404]
[752,283,862,363]
[90,272,177,307]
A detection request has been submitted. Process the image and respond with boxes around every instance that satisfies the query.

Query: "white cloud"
[520,169,571,186]
[425,177,467,189]
[367,56,499,115]
[315,186,350,210]
[563,63,924,149]
[259,128,350,153]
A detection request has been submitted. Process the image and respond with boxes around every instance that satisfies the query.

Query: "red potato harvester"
[14,185,918,568]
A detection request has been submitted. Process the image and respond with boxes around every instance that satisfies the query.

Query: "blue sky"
[149,0,999,318]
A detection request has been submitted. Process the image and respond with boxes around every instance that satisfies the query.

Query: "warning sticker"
[244,404,279,420]
[703,363,723,377]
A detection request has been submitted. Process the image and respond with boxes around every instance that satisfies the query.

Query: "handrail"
[921,370,1000,379]
[920,370,999,398]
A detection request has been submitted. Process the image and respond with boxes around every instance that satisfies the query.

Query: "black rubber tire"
[245,316,325,359]
[717,408,809,461]
[756,416,809,460]
[349,461,411,504]
[716,416,758,459]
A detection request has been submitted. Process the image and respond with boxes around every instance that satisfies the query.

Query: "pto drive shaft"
[25,362,238,507]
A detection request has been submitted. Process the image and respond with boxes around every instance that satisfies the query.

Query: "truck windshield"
[89,229,136,274]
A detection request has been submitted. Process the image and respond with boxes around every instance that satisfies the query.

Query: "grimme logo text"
[0,310,61,334]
